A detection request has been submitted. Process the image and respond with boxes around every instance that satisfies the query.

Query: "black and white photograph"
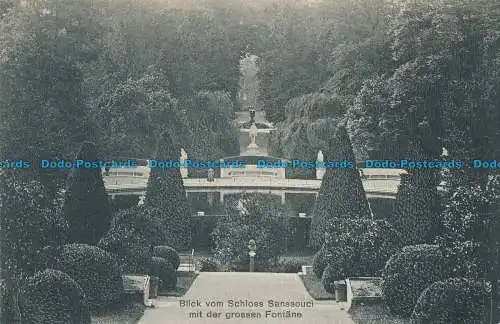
[0,0,498,323]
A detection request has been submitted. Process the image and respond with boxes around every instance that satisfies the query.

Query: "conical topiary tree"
[309,126,371,248]
[145,130,191,249]
[63,141,111,245]
[391,139,441,245]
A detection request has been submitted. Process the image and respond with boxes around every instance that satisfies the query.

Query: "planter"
[301,265,312,275]
[346,277,383,311]
[334,280,347,302]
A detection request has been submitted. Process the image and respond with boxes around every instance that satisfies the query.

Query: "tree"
[63,141,112,245]
[0,0,106,196]
[391,139,442,245]
[91,67,186,159]
[438,175,499,322]
[0,170,67,279]
[185,90,240,160]
[212,193,290,271]
[309,126,371,248]
[0,169,67,323]
[144,130,191,249]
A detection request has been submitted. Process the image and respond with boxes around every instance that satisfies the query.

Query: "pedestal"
[249,251,256,272]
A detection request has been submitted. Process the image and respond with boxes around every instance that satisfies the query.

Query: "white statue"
[316,150,326,180]
[249,124,258,145]
[138,195,145,206]
[247,124,259,151]
[317,150,324,162]
[180,148,188,178]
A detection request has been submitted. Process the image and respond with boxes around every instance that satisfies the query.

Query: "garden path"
[138,272,354,324]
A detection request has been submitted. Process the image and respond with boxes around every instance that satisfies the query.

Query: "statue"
[317,150,324,162]
[180,148,188,178]
[249,109,256,124]
[248,239,257,253]
[248,239,257,272]
[138,195,145,206]
[248,124,258,148]
[207,168,214,182]
[247,122,259,154]
[316,150,326,180]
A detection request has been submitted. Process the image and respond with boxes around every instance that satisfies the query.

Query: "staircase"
[178,249,195,272]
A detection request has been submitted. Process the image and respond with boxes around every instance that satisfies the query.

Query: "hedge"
[381,244,451,317]
[197,257,219,272]
[121,246,153,274]
[19,269,91,324]
[312,247,328,279]
[320,219,402,292]
[152,246,180,270]
[321,264,339,293]
[99,207,167,273]
[274,259,303,273]
[410,278,490,324]
[149,257,177,290]
[51,244,124,310]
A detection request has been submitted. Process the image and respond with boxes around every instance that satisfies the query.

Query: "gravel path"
[138,272,354,324]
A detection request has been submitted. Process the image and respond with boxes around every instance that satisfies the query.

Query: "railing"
[178,249,195,272]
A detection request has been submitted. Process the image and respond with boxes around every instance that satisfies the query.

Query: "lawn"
[159,272,198,297]
[299,273,335,300]
[91,301,144,324]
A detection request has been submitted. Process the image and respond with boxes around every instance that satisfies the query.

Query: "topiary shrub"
[51,244,124,310]
[152,246,180,270]
[312,246,328,279]
[197,257,219,272]
[144,130,191,249]
[309,126,372,248]
[121,246,153,274]
[321,264,339,293]
[63,141,112,245]
[410,278,490,324]
[149,257,177,290]
[323,218,402,278]
[381,244,451,317]
[98,206,166,273]
[19,269,91,324]
[320,252,351,293]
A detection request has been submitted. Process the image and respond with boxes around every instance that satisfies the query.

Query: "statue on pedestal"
[180,148,188,178]
[248,124,259,149]
[316,150,326,180]
[249,109,256,124]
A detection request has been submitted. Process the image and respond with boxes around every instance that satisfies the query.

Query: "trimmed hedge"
[381,245,451,317]
[152,246,180,270]
[410,278,490,324]
[312,247,328,279]
[52,244,124,310]
[19,269,91,324]
[150,257,177,290]
[121,246,153,274]
[321,264,338,293]
[98,206,166,273]
[275,259,302,273]
[198,257,219,272]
